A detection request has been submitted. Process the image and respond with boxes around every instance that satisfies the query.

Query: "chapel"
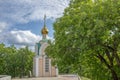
[33,15,58,77]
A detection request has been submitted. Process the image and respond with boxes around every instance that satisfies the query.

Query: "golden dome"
[41,26,48,34]
[41,15,48,34]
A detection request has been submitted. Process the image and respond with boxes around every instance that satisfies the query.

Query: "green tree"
[46,0,120,80]
[0,44,34,78]
[17,46,34,77]
[0,43,6,74]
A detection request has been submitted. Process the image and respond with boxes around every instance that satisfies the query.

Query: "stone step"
[12,75,80,80]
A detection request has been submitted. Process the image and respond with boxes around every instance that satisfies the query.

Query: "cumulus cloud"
[4,30,41,46]
[0,0,69,50]
[0,30,54,51]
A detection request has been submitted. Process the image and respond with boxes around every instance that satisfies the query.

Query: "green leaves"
[0,44,34,77]
[46,0,120,80]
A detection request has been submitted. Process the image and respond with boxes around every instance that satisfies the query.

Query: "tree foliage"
[0,43,34,77]
[46,0,120,80]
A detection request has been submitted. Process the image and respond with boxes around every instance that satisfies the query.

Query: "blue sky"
[0,0,70,50]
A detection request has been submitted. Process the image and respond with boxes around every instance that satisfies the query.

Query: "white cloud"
[27,0,70,20]
[0,30,54,51]
[0,0,69,49]
[0,0,70,24]
[5,30,41,46]
[0,22,8,32]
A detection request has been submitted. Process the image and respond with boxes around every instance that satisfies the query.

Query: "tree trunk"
[111,69,119,80]
[96,53,119,80]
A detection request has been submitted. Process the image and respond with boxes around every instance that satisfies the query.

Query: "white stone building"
[33,15,58,77]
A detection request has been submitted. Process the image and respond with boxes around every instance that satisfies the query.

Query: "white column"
[49,59,51,76]
[55,66,59,76]
[35,44,38,56]
[35,57,39,77]
[43,55,45,77]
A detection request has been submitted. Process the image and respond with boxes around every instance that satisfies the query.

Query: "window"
[45,57,49,72]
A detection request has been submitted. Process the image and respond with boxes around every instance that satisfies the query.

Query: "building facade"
[33,15,58,77]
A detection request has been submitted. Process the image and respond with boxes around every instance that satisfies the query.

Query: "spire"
[44,14,46,27]
[41,15,48,39]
